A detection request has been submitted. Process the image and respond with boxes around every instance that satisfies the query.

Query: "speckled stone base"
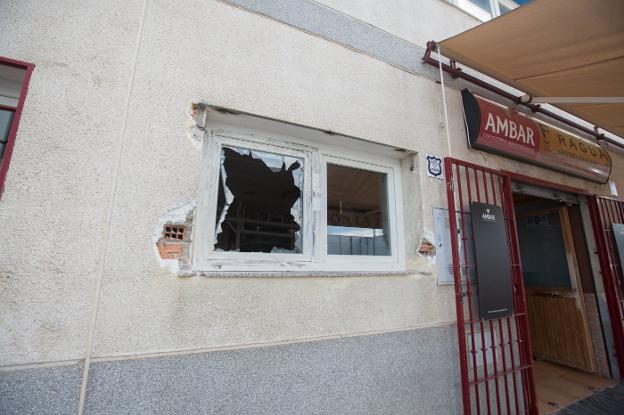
[0,364,83,415]
[1,324,460,414]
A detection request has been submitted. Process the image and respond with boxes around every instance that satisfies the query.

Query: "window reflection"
[0,109,14,161]
[327,164,390,256]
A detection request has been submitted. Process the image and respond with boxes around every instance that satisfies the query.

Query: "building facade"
[1,1,623,414]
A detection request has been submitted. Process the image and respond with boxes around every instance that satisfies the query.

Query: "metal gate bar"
[588,196,624,378]
[445,157,537,414]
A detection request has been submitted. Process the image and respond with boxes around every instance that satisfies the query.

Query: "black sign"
[613,224,624,275]
[470,202,514,320]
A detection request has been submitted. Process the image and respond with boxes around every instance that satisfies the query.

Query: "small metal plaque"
[433,207,476,285]
[426,154,444,179]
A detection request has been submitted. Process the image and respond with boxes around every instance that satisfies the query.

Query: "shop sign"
[470,202,514,320]
[461,89,612,184]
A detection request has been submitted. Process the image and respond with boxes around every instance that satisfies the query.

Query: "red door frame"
[587,195,624,379]
[447,157,624,414]
[0,56,35,198]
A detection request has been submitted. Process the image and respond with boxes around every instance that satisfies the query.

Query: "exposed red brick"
[156,239,185,260]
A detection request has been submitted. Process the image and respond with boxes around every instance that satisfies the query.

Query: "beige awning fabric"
[439,0,624,138]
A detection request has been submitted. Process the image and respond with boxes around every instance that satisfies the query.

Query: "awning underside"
[439,0,624,139]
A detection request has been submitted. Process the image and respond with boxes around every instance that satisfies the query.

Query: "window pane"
[468,0,492,11]
[214,145,304,253]
[0,109,14,159]
[327,164,390,256]
[456,0,493,20]
[517,213,571,288]
[499,3,511,14]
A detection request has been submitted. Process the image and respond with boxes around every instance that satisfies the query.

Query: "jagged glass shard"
[214,145,304,253]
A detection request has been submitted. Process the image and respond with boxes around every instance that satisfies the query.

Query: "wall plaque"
[470,202,514,320]
[433,207,476,286]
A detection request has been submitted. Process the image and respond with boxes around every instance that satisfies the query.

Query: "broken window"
[195,127,405,272]
[214,145,304,253]
[326,163,391,256]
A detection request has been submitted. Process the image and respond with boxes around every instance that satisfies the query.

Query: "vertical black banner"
[613,224,624,275]
[470,202,515,320]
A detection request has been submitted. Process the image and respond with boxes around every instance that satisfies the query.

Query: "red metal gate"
[588,196,624,378]
[445,157,537,414]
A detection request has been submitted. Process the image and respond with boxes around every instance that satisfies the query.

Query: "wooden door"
[519,207,596,372]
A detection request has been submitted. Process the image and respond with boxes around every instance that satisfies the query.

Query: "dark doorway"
[513,191,614,413]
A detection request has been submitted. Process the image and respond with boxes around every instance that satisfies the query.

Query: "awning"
[439,0,624,139]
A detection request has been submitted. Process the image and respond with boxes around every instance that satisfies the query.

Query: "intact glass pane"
[468,0,492,10]
[517,212,571,288]
[327,163,390,256]
[498,0,523,14]
[498,1,513,14]
[456,0,493,20]
[0,109,14,159]
[214,145,304,254]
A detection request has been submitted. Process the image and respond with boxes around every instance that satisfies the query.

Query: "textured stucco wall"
[87,0,459,361]
[0,0,146,365]
[1,0,463,367]
[1,0,623,394]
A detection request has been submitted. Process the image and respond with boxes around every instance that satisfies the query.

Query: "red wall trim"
[587,196,624,379]
[0,56,35,69]
[0,56,35,198]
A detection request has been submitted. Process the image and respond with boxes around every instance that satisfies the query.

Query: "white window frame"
[192,125,406,274]
[321,155,401,267]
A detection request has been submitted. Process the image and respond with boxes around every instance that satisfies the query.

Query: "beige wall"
[1,0,622,368]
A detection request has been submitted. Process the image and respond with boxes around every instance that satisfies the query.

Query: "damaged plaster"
[154,199,196,274]
[186,103,207,149]
[418,237,436,256]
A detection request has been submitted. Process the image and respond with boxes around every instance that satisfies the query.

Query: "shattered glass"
[214,145,304,253]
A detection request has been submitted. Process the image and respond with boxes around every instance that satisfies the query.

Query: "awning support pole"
[422,40,624,151]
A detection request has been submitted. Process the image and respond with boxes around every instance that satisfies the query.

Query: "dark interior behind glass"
[326,163,390,256]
